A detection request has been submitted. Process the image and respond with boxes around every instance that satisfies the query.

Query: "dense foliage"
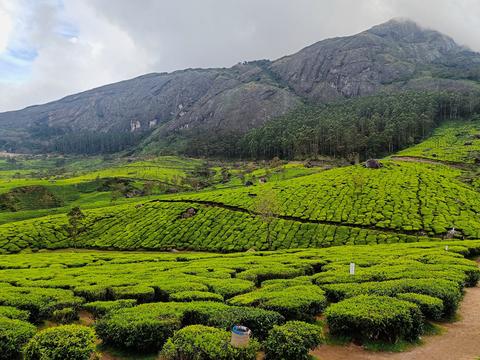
[396,118,480,163]
[0,317,36,360]
[238,91,480,160]
[264,321,323,360]
[23,325,97,360]
[160,325,260,360]
[0,242,477,354]
[325,295,423,342]
[169,161,480,239]
[53,130,139,154]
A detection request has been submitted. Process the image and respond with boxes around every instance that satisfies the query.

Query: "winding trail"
[312,264,480,360]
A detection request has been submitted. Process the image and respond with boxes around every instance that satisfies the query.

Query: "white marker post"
[445,245,449,251]
[349,262,355,275]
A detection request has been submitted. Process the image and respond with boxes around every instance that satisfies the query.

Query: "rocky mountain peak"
[367,18,460,51]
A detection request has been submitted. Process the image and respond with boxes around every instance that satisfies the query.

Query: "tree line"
[182,91,480,160]
[52,131,139,154]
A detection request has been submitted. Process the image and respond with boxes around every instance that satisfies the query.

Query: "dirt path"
[312,285,480,360]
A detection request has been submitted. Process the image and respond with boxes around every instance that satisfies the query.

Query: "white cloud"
[1,0,480,112]
[0,0,14,52]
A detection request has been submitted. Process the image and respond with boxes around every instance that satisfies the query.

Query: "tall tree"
[67,207,85,247]
[254,188,280,249]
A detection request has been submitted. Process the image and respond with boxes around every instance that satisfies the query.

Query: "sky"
[1,0,480,112]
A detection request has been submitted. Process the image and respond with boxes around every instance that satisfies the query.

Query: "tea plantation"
[0,122,478,358]
[0,241,478,358]
[166,161,480,238]
[396,119,480,164]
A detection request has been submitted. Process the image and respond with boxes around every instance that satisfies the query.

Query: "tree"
[220,167,231,183]
[110,182,127,204]
[142,181,155,196]
[67,207,85,247]
[254,188,280,249]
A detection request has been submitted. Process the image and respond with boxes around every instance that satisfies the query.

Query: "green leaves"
[23,325,97,360]
[325,295,423,342]
[264,321,323,360]
[0,317,36,360]
[160,325,260,360]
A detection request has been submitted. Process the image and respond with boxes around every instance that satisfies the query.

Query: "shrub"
[0,306,30,321]
[325,295,423,343]
[0,285,82,322]
[110,285,155,303]
[264,321,322,360]
[83,299,137,317]
[396,293,444,320]
[181,303,284,340]
[228,284,326,320]
[160,325,260,360]
[237,265,310,286]
[95,303,184,351]
[0,317,36,360]
[96,301,284,351]
[321,278,461,317]
[73,285,109,302]
[169,291,223,302]
[24,325,97,360]
[52,307,78,324]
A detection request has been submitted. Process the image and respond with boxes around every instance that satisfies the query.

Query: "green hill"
[0,120,479,254]
[395,119,480,164]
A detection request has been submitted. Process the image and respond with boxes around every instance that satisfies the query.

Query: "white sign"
[349,262,355,275]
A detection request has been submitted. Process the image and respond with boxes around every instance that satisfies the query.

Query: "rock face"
[269,19,469,102]
[0,19,479,153]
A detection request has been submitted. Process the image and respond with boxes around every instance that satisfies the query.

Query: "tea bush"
[396,293,444,321]
[169,291,224,302]
[264,321,323,360]
[0,306,29,321]
[325,295,423,342]
[82,299,137,317]
[0,241,478,354]
[23,325,97,360]
[228,284,326,320]
[160,325,260,360]
[0,317,36,360]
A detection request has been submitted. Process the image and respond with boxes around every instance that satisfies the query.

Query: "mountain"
[1,18,479,155]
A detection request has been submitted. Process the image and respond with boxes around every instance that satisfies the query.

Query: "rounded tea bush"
[160,324,260,360]
[396,293,444,321]
[264,321,322,360]
[0,317,36,360]
[23,325,97,360]
[325,295,423,342]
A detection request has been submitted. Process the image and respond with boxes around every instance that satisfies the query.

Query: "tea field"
[166,161,480,238]
[0,200,430,254]
[0,241,479,358]
[0,159,479,254]
[395,119,480,164]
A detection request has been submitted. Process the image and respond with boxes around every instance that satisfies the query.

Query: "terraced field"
[395,119,480,164]
[0,200,434,254]
[0,161,478,254]
[0,241,478,358]
[167,161,480,238]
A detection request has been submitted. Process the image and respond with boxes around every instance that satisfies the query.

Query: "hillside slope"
[1,19,480,154]
[0,129,479,254]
